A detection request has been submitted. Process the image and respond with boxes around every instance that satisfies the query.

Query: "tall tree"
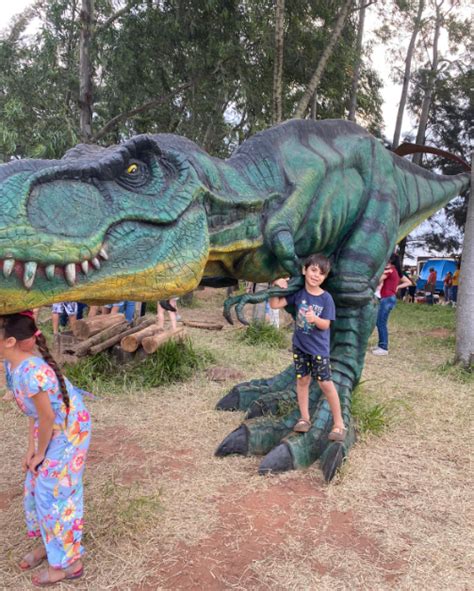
[455,158,473,368]
[79,0,94,141]
[272,0,285,125]
[391,0,425,148]
[348,0,367,121]
[294,0,354,119]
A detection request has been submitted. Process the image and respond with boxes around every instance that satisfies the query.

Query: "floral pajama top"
[6,357,91,569]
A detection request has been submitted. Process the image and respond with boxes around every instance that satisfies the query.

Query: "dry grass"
[0,294,472,590]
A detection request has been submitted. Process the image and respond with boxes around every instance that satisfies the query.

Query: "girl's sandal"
[32,565,84,587]
[293,419,312,433]
[19,551,46,571]
[328,426,347,442]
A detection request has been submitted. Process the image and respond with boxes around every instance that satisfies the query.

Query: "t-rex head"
[0,135,210,313]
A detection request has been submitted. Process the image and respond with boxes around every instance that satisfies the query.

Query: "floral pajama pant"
[24,422,91,569]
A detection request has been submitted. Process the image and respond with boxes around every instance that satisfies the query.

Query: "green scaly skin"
[0,120,469,479]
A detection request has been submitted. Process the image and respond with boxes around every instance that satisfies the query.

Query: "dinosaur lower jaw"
[0,208,210,314]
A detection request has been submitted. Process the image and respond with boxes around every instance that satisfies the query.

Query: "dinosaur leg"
[216,302,377,480]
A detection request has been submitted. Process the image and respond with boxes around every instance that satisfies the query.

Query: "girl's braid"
[35,333,70,412]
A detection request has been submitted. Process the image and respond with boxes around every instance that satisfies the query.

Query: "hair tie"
[19,310,34,318]
[34,330,42,337]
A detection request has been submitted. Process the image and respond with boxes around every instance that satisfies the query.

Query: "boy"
[269,254,346,440]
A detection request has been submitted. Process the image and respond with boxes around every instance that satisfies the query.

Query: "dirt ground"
[0,291,472,590]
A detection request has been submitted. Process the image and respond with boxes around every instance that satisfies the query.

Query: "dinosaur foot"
[215,425,249,456]
[258,443,294,474]
[215,365,297,412]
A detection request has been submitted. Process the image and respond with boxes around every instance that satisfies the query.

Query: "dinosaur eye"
[127,163,139,174]
[117,159,150,189]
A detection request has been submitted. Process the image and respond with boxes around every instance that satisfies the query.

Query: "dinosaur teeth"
[81,261,89,275]
[45,265,56,280]
[23,261,37,290]
[65,263,76,286]
[99,248,108,260]
[3,258,15,278]
[91,257,101,270]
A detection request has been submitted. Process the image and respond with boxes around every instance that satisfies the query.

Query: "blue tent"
[416,259,457,293]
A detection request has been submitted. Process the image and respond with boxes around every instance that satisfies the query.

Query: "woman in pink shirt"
[372,254,412,356]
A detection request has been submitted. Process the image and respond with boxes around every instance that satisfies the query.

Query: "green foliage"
[63,338,214,391]
[390,301,456,331]
[0,0,383,160]
[351,383,388,436]
[238,321,289,349]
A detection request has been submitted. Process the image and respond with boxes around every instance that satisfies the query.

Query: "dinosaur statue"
[0,119,469,479]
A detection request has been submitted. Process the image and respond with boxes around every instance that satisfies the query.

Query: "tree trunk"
[294,0,353,119]
[455,157,473,368]
[412,1,441,167]
[392,0,425,149]
[348,0,366,121]
[79,0,94,141]
[272,0,285,124]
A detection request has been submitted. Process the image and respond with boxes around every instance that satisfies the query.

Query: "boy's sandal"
[19,551,46,571]
[32,565,84,587]
[293,419,312,433]
[328,427,347,442]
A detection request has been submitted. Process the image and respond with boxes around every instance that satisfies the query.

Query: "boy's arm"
[269,278,289,310]
[305,308,330,330]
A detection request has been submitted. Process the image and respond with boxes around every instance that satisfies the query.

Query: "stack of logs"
[61,313,185,359]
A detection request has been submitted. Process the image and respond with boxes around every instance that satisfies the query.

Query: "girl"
[0,312,91,586]
[372,254,412,356]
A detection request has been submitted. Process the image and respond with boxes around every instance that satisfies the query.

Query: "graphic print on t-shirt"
[296,299,324,333]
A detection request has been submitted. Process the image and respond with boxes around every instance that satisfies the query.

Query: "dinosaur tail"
[393,155,470,240]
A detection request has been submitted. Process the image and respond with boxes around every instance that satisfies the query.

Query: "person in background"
[372,254,412,356]
[451,262,461,306]
[407,267,418,303]
[51,303,77,342]
[399,266,411,300]
[425,267,437,305]
[443,271,453,304]
[157,299,178,331]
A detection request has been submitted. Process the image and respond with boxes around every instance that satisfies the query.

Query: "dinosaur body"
[0,119,468,478]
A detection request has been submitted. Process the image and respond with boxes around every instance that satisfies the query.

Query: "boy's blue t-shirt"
[285,288,336,356]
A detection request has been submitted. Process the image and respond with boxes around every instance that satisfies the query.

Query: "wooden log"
[69,320,128,357]
[69,315,155,357]
[87,317,157,356]
[183,320,224,330]
[142,327,186,354]
[121,324,164,353]
[73,314,125,339]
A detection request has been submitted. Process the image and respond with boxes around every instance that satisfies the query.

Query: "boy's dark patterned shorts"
[292,346,332,381]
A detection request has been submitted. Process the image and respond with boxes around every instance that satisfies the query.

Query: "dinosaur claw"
[258,442,294,474]
[215,425,249,456]
[215,387,240,411]
[320,442,345,482]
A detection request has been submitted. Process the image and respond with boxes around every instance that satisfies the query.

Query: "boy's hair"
[303,254,331,276]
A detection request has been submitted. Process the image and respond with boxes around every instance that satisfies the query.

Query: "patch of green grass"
[238,321,289,349]
[276,397,298,417]
[391,301,455,331]
[437,360,473,384]
[351,383,388,436]
[63,338,214,391]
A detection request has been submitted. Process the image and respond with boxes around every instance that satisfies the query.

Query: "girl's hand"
[22,448,35,473]
[273,278,288,289]
[28,453,45,476]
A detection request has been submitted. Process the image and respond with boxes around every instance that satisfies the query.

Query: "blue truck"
[416,258,458,293]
